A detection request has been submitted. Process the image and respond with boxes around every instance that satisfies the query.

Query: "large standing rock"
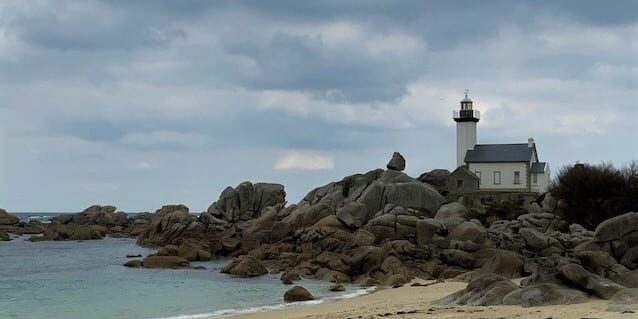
[417,169,451,193]
[137,205,198,246]
[476,249,525,278]
[519,228,551,250]
[386,152,406,171]
[141,255,190,269]
[440,249,475,269]
[207,182,286,223]
[221,255,268,277]
[559,263,625,299]
[284,286,314,302]
[0,209,19,225]
[383,182,445,216]
[594,212,638,245]
[434,202,468,220]
[438,273,519,306]
[503,283,589,307]
[447,221,486,245]
[517,213,563,233]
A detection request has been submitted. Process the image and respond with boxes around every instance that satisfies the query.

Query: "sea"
[0,213,371,319]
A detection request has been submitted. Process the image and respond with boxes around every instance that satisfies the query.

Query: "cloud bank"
[0,0,636,211]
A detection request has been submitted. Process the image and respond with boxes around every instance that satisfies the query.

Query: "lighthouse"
[453,90,480,167]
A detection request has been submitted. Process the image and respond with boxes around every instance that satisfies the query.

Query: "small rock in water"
[126,254,142,258]
[284,286,314,302]
[280,271,300,285]
[142,255,190,269]
[123,260,143,268]
[330,284,345,292]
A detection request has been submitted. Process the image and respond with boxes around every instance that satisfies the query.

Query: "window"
[533,174,538,184]
[474,171,481,185]
[457,180,464,188]
[494,171,501,185]
[514,171,521,184]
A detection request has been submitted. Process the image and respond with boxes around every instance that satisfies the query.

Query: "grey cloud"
[0,0,636,211]
[4,1,186,51]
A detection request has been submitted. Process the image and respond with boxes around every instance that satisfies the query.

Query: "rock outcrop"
[417,169,450,194]
[25,205,152,241]
[0,209,19,225]
[607,288,638,312]
[437,273,519,306]
[0,229,10,241]
[205,182,286,223]
[101,152,638,311]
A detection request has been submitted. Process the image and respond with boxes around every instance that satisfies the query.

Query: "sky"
[1,0,637,212]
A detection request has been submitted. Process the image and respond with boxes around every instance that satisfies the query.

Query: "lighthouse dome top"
[461,89,472,103]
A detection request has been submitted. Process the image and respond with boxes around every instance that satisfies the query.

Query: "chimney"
[528,137,535,148]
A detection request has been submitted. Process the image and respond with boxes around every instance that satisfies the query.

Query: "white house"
[453,92,550,193]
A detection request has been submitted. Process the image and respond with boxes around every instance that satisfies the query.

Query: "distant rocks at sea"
[0,208,19,225]
[0,229,9,241]
[0,208,46,241]
[31,205,152,242]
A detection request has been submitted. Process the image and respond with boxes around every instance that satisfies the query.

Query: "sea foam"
[153,287,375,319]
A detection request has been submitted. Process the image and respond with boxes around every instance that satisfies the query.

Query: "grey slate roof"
[464,143,536,163]
[531,162,547,173]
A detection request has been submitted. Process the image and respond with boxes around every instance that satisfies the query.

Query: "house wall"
[468,162,529,191]
[531,166,551,193]
[456,122,477,167]
[446,169,479,195]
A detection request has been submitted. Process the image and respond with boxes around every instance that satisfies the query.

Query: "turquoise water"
[0,237,362,319]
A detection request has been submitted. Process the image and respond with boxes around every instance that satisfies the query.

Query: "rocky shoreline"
[1,153,637,312]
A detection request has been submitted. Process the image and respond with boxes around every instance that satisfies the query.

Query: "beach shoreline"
[220,279,619,319]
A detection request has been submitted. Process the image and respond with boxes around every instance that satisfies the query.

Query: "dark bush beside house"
[549,161,638,230]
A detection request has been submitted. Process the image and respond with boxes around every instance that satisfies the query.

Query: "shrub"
[549,161,638,229]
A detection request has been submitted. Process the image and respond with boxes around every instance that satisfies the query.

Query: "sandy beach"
[226,279,621,319]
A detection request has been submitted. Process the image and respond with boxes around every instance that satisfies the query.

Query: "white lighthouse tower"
[453,90,480,167]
